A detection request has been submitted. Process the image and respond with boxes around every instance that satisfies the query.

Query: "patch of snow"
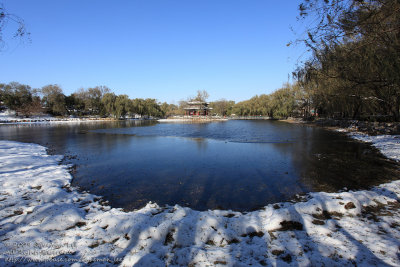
[0,110,114,125]
[158,118,228,123]
[349,132,400,161]
[0,134,399,266]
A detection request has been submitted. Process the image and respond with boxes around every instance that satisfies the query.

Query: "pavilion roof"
[184,106,213,110]
[186,101,209,105]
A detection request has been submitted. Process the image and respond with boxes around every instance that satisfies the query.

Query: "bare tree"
[193,90,209,102]
[0,3,30,51]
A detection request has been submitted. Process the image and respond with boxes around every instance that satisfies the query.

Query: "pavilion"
[184,101,212,116]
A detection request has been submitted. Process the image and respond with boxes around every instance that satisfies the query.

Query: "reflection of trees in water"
[286,129,400,192]
[0,121,142,155]
[191,138,208,151]
[2,120,399,212]
[114,124,400,211]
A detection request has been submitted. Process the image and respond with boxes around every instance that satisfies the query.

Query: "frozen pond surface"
[0,120,398,211]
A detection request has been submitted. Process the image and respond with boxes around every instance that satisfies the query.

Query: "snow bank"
[158,118,228,123]
[0,110,115,124]
[350,132,400,162]
[0,134,400,266]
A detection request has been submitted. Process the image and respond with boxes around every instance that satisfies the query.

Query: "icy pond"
[0,120,398,211]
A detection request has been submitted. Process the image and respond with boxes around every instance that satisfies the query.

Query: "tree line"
[0,82,310,119]
[234,0,400,121]
[232,83,310,118]
[0,82,179,118]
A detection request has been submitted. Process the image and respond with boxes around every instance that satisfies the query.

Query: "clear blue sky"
[0,0,306,104]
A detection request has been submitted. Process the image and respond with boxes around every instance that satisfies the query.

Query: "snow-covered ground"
[0,133,400,266]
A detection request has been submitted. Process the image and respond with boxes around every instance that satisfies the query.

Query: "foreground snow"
[0,135,400,266]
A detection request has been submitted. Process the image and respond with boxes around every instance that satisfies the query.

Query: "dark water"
[0,120,398,211]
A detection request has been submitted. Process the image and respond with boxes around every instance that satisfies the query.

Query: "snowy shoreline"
[0,133,400,266]
[0,117,122,125]
[158,117,228,123]
[0,111,152,125]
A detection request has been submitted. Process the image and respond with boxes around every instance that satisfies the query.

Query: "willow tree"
[41,84,66,115]
[296,0,400,120]
[114,95,130,119]
[101,93,117,117]
[210,99,235,116]
[74,86,110,115]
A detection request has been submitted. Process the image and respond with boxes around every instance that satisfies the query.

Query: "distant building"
[184,101,212,116]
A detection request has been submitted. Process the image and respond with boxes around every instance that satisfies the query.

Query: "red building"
[184,101,212,116]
